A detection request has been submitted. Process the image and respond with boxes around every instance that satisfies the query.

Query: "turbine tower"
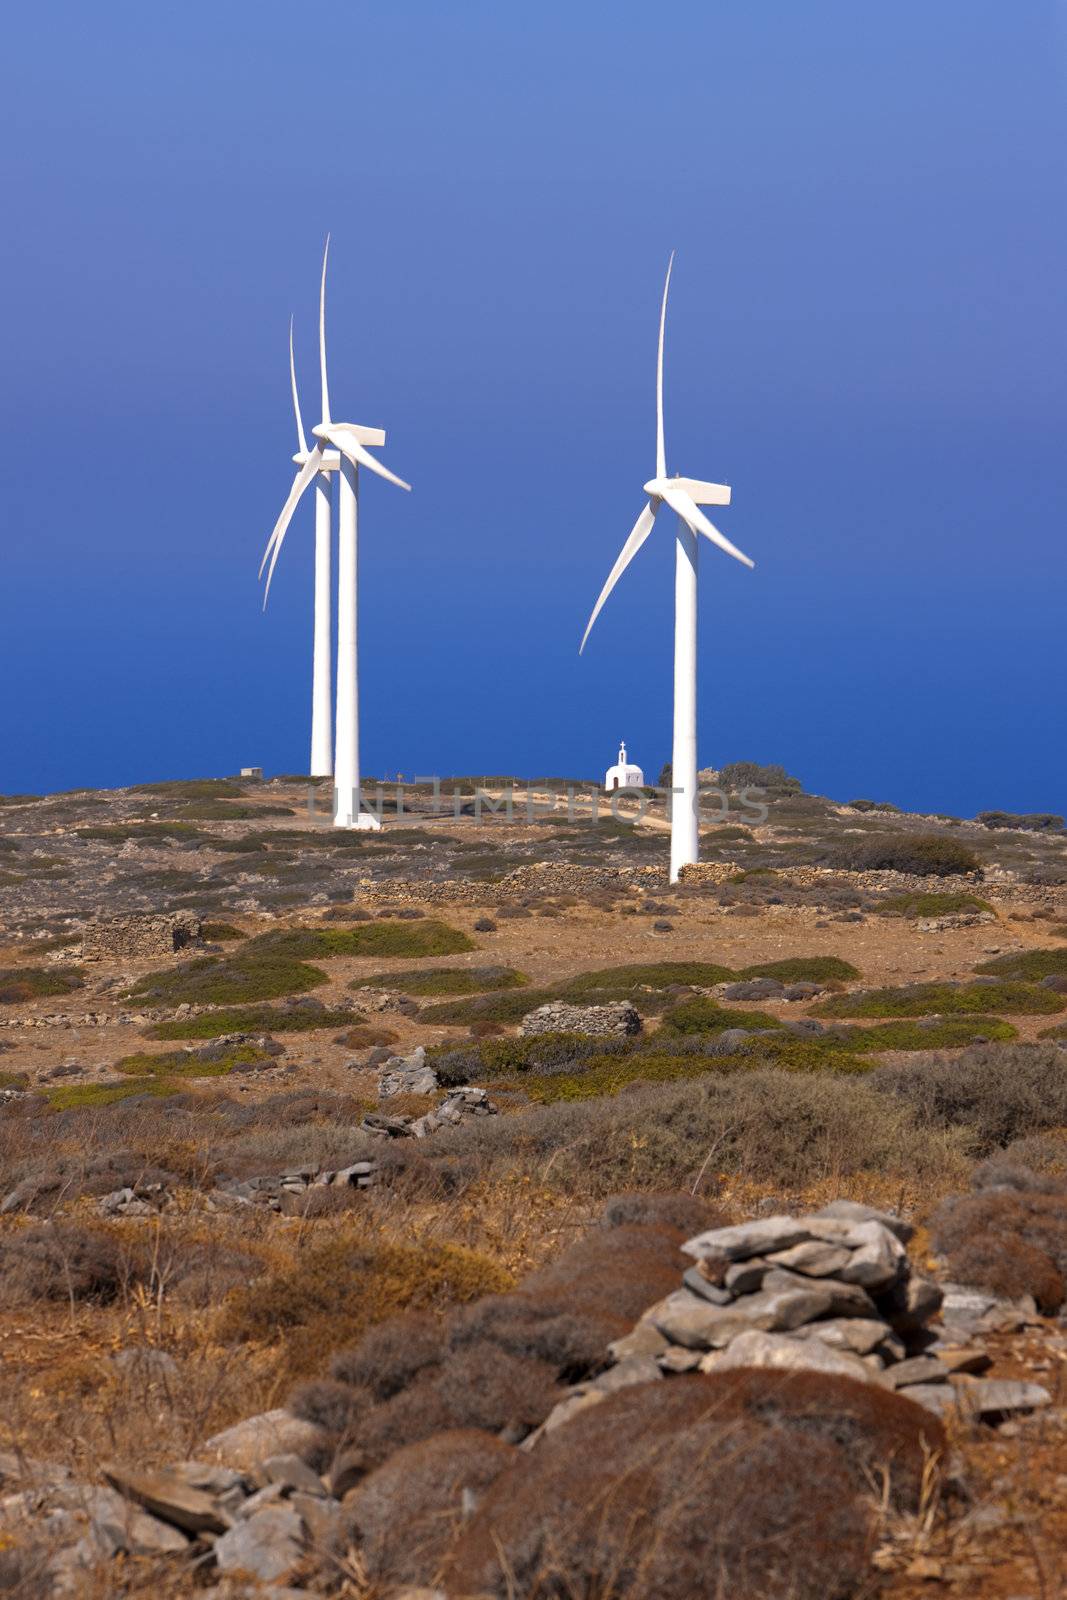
[579,254,756,884]
[262,239,411,829]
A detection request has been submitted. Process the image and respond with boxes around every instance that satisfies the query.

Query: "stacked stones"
[81,912,202,961]
[520,1001,641,1039]
[368,1047,497,1139]
[603,1202,1050,1421]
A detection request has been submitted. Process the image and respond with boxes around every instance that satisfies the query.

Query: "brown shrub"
[352,1344,559,1469]
[0,1223,129,1306]
[444,1376,881,1600]
[345,1428,516,1587]
[334,1025,399,1049]
[446,1223,687,1382]
[601,1191,727,1235]
[289,1378,370,1441]
[932,1187,1067,1312]
[217,1235,511,1376]
[330,1313,446,1401]
[946,1233,1064,1314]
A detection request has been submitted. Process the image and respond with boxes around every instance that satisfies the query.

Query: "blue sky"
[1,1,1065,815]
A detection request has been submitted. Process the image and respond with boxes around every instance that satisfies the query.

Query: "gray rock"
[711,1027,758,1052]
[897,1383,957,1415]
[722,978,784,1000]
[657,1346,705,1373]
[828,1221,907,1290]
[102,1464,230,1535]
[700,1329,875,1384]
[203,1410,325,1473]
[723,1259,769,1295]
[813,1199,914,1244]
[607,1323,669,1362]
[682,1216,816,1263]
[588,1356,663,1394]
[760,1267,876,1318]
[765,1239,853,1278]
[648,1283,835,1349]
[794,1318,902,1358]
[881,1356,951,1390]
[214,1504,304,1582]
[262,1453,326,1497]
[681,1266,732,1305]
[954,1379,1052,1418]
[378,1047,438,1099]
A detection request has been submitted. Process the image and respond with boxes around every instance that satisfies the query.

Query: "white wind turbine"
[261,237,411,829]
[579,254,756,884]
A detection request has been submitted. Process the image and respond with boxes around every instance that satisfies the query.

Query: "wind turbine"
[579,254,756,884]
[261,238,411,829]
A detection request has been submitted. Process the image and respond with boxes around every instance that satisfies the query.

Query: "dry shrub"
[0,1222,128,1306]
[874,1044,1067,1154]
[289,1377,369,1440]
[601,1191,726,1235]
[351,1344,559,1469]
[344,1428,516,1587]
[217,1235,510,1376]
[945,1233,1064,1314]
[444,1372,929,1600]
[334,1024,399,1049]
[932,1184,1067,1312]
[330,1312,446,1401]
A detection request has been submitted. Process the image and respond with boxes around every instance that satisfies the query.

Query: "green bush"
[201,922,247,942]
[561,962,737,998]
[719,762,803,795]
[419,989,559,1025]
[976,811,1065,833]
[814,981,1065,1019]
[657,998,784,1037]
[824,833,981,878]
[351,965,527,997]
[247,920,475,960]
[75,822,208,845]
[846,799,901,814]
[148,1003,362,1040]
[879,891,992,918]
[975,948,1067,982]
[47,1077,182,1110]
[739,957,860,983]
[126,952,327,1007]
[129,778,248,799]
[0,967,85,1005]
[113,1042,275,1078]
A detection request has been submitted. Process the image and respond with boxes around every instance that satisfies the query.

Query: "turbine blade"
[659,484,755,570]
[319,233,331,426]
[289,317,308,456]
[656,252,675,480]
[260,444,324,605]
[320,424,412,491]
[579,500,658,654]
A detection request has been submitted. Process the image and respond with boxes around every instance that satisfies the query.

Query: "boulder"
[214,1504,305,1582]
[700,1330,875,1384]
[202,1410,325,1474]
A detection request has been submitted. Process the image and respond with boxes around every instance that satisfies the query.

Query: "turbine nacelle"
[311,423,386,448]
[294,449,342,468]
[644,475,732,507]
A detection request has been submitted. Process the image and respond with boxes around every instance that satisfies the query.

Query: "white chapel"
[604,741,645,792]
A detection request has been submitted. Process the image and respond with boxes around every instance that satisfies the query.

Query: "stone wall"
[82,911,203,962]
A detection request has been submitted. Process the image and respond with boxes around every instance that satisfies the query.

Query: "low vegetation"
[147,1001,362,1040]
[126,951,328,1007]
[350,965,527,997]
[878,890,993,918]
[814,980,1066,1018]
[247,920,476,960]
[823,832,982,877]
[0,966,84,1005]
[976,810,1065,833]
[975,947,1067,982]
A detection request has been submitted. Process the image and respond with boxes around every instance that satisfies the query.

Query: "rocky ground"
[0,771,1065,1596]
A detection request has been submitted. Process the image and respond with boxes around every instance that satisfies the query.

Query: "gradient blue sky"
[1,1,1065,814]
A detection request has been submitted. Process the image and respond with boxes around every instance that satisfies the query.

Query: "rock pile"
[570,1202,1052,1424]
[361,1085,496,1140]
[520,1001,641,1038]
[378,1045,438,1098]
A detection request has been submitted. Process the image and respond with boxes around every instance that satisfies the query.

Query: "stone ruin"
[81,911,202,963]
